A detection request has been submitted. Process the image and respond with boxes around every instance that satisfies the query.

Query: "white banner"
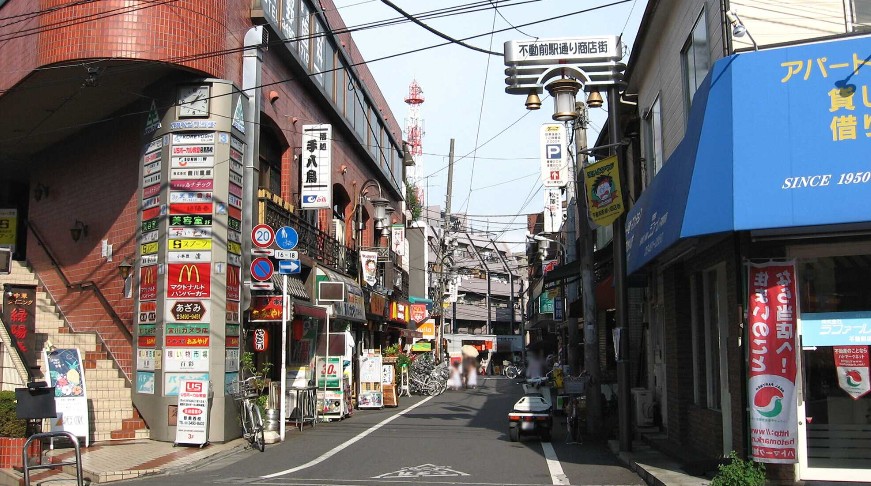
[300,124,332,209]
[360,250,378,286]
[543,188,563,233]
[540,123,568,187]
[391,225,405,256]
[175,380,209,446]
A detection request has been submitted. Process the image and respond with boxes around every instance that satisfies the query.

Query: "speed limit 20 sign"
[251,224,275,248]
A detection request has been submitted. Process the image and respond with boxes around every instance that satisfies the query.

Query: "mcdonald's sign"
[167,263,211,298]
[139,266,157,300]
[226,265,240,301]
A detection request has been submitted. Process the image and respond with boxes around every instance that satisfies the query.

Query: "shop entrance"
[792,243,871,482]
[0,178,30,261]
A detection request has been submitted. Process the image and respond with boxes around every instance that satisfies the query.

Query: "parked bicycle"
[228,376,266,452]
[408,352,449,396]
[503,361,525,379]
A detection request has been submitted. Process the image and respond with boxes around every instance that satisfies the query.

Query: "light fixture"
[33,183,49,202]
[402,142,415,166]
[545,78,581,121]
[118,258,133,280]
[370,195,390,222]
[586,89,604,109]
[70,220,88,242]
[726,10,758,50]
[524,90,542,110]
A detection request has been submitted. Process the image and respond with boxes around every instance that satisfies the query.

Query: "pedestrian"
[466,358,478,389]
[449,360,462,390]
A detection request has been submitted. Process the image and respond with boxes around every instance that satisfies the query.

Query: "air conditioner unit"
[631,388,655,426]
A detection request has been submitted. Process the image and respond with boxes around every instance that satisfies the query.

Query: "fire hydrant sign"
[175,380,209,446]
[834,346,871,399]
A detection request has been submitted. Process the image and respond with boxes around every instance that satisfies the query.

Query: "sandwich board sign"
[175,379,209,447]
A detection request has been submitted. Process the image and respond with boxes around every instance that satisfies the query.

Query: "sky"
[335,0,646,251]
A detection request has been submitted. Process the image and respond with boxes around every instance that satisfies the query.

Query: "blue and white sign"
[278,260,301,274]
[540,124,567,187]
[801,312,871,346]
[275,226,298,250]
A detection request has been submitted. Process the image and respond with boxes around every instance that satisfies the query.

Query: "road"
[123,377,643,485]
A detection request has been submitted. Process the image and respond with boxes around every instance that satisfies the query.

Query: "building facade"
[0,0,409,443]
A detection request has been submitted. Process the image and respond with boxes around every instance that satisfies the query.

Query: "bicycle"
[564,394,583,444]
[228,376,266,452]
[503,362,524,379]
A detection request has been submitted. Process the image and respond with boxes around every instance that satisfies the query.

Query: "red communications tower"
[404,80,425,174]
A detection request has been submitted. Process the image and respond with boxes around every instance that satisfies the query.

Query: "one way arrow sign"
[278,259,301,274]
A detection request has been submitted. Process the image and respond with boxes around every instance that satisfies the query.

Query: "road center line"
[260,395,435,479]
[541,441,570,485]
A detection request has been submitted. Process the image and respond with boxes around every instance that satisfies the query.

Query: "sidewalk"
[609,440,712,486]
[0,437,247,485]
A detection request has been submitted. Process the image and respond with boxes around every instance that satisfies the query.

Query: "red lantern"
[253,328,269,352]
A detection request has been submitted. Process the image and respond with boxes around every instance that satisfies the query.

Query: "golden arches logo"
[227,266,239,286]
[141,267,156,285]
[177,264,201,283]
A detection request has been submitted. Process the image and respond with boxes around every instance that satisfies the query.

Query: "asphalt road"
[123,377,643,486]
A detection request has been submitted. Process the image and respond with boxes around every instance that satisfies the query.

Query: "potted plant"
[0,391,41,469]
[240,352,272,417]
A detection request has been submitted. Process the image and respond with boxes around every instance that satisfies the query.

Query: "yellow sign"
[583,155,624,227]
[0,209,16,248]
[140,242,159,255]
[169,239,212,250]
[416,320,436,340]
[227,241,242,255]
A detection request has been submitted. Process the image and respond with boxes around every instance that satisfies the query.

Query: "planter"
[0,437,41,469]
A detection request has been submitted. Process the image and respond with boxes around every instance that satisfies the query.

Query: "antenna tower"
[404,80,425,183]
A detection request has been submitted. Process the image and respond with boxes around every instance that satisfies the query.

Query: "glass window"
[324,45,335,100]
[691,266,725,409]
[643,95,663,183]
[354,90,366,140]
[298,1,310,69]
[312,17,326,85]
[344,75,355,125]
[281,0,297,41]
[854,1,871,31]
[259,130,283,196]
[335,65,345,115]
[682,10,710,111]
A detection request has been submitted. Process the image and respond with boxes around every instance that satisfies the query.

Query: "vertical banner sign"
[583,155,624,227]
[300,124,332,209]
[175,380,209,446]
[833,346,871,399]
[543,187,563,233]
[540,124,567,187]
[3,285,36,364]
[391,224,405,256]
[747,261,798,464]
[360,250,378,286]
[44,348,90,445]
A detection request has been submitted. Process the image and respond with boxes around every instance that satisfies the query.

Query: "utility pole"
[574,103,603,437]
[436,139,455,360]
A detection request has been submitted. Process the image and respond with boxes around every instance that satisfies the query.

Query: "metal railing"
[22,431,84,486]
[26,221,132,384]
[258,190,358,277]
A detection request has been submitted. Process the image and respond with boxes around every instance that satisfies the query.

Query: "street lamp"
[545,78,582,122]
[356,179,390,246]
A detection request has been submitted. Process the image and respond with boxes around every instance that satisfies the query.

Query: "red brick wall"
[26,113,141,376]
[0,2,38,91]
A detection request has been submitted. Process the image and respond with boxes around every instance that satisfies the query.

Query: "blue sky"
[337,0,646,250]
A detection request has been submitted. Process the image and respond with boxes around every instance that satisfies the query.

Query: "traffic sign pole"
[280,272,288,442]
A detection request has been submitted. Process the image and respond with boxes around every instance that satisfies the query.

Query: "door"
[791,243,871,482]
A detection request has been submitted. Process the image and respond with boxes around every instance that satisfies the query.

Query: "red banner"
[139,266,157,300]
[226,265,240,302]
[167,263,211,298]
[748,261,799,464]
[250,296,284,322]
[166,336,210,347]
[138,336,156,347]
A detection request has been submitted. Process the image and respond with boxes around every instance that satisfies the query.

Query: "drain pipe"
[242,26,264,314]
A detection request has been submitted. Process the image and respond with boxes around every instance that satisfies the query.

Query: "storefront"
[365,289,389,350]
[623,34,871,480]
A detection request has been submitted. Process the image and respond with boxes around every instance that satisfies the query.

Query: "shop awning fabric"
[625,35,871,274]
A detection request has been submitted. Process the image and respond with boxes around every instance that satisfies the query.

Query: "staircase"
[1,260,149,442]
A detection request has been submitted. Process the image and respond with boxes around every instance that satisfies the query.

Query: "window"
[335,65,345,116]
[312,17,326,85]
[298,1,310,68]
[643,95,663,182]
[324,46,335,100]
[682,10,710,110]
[691,265,725,409]
[353,90,367,140]
[853,1,871,31]
[259,130,283,196]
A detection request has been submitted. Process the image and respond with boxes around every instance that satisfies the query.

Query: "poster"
[44,348,89,443]
[316,356,341,388]
[747,261,798,463]
[833,346,871,399]
[583,155,624,227]
[360,250,378,286]
[175,380,209,446]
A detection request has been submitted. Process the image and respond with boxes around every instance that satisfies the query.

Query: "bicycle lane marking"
[541,441,571,485]
[260,395,436,479]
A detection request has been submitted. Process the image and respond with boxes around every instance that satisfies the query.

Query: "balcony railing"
[258,190,358,277]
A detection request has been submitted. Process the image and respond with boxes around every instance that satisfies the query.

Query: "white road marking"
[541,441,570,485]
[260,395,435,478]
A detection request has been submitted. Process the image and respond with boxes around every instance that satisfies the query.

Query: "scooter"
[508,372,554,442]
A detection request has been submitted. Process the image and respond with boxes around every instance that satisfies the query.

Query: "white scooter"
[508,371,554,442]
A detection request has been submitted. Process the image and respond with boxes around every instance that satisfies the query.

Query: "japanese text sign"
[540,124,567,187]
[747,261,798,464]
[3,285,36,361]
[833,346,871,399]
[300,124,332,209]
[584,155,624,227]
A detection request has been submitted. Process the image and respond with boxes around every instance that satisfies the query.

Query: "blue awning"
[626,34,871,274]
